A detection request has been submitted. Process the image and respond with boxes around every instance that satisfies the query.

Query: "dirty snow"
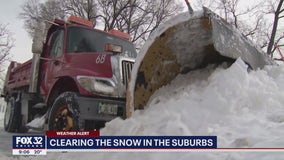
[0,109,4,127]
[0,102,5,128]
[26,114,46,129]
[0,58,279,160]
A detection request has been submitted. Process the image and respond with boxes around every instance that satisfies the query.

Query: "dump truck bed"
[4,59,32,93]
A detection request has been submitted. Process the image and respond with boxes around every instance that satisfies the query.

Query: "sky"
[0,0,32,63]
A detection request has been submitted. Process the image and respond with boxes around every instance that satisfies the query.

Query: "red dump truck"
[1,16,136,132]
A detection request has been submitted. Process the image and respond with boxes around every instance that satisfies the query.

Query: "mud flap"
[126,7,274,117]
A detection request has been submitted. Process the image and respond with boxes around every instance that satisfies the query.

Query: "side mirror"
[32,22,45,54]
[32,38,43,54]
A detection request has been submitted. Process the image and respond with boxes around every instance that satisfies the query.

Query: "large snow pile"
[16,58,284,160]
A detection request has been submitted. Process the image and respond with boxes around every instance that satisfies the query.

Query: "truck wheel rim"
[4,102,12,126]
[53,105,74,130]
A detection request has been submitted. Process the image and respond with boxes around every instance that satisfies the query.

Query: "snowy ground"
[0,110,3,125]
[0,103,5,129]
[0,58,280,159]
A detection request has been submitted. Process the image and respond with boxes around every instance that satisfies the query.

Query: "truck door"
[41,29,64,95]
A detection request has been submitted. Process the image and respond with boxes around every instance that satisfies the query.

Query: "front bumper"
[77,95,126,122]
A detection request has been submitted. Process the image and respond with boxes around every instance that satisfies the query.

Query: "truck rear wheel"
[48,92,83,130]
[4,97,21,132]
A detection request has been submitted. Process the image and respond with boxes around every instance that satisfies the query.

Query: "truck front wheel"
[48,92,83,130]
[4,97,20,132]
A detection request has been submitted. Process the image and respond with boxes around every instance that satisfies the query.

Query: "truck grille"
[121,60,134,85]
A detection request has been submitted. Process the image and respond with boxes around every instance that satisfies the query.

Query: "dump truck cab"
[39,18,136,99]
[3,16,136,132]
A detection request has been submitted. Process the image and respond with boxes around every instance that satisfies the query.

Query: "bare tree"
[196,0,284,56]
[19,0,183,49]
[40,0,65,22]
[97,0,183,48]
[61,0,97,26]
[0,23,14,72]
[266,0,284,56]
[19,0,65,38]
[207,0,263,37]
[19,0,42,38]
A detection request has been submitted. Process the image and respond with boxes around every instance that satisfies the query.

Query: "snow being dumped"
[16,58,284,160]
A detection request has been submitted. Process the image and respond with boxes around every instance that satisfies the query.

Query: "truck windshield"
[67,27,137,58]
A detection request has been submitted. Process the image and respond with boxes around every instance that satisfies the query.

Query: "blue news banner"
[13,131,217,155]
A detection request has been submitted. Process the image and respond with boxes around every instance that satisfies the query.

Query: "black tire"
[4,97,21,132]
[48,92,83,130]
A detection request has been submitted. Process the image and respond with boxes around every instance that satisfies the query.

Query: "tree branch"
[266,0,284,55]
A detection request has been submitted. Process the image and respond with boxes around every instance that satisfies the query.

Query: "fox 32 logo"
[13,136,45,149]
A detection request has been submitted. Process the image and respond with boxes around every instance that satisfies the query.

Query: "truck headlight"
[77,76,118,97]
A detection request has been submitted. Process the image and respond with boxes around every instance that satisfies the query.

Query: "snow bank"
[17,58,284,160]
[0,101,5,128]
